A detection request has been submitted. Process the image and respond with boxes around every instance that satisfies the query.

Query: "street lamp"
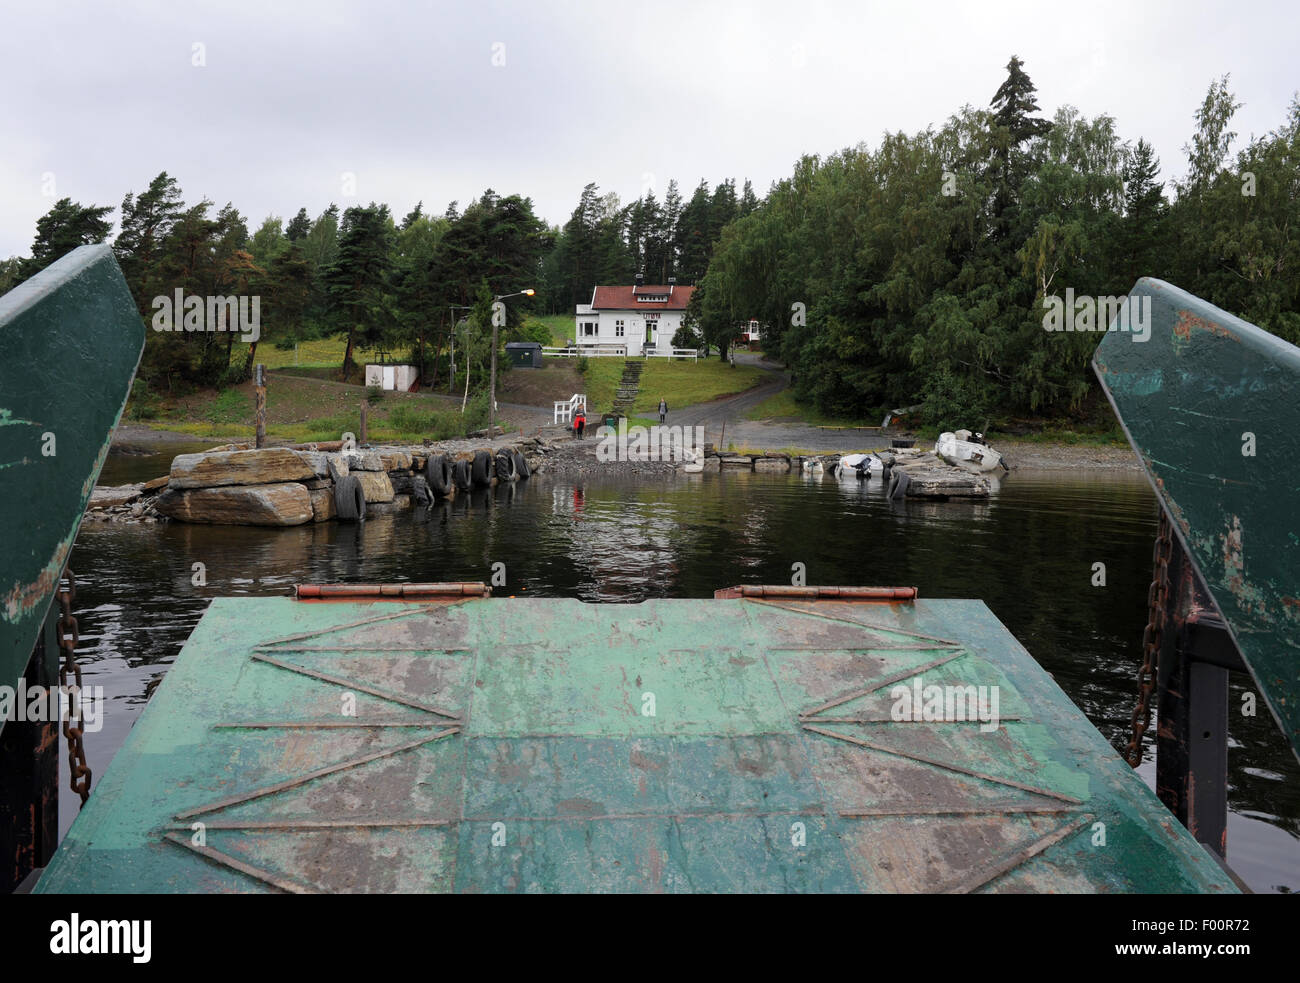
[488,289,535,439]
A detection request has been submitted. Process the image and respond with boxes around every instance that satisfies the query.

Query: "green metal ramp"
[1,243,144,698]
[37,593,1235,893]
[1094,278,1300,760]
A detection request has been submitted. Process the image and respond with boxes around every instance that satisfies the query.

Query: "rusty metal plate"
[36,596,1236,893]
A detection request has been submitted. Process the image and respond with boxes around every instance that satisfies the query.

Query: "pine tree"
[115,172,184,315]
[739,179,759,217]
[285,207,312,241]
[21,198,114,278]
[1118,139,1166,284]
[324,203,396,380]
[989,56,1052,230]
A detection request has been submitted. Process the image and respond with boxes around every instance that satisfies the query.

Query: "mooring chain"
[57,568,92,805]
[1126,511,1172,768]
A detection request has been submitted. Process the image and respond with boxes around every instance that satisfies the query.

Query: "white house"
[575,274,695,354]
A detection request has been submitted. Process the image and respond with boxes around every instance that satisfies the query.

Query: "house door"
[644,321,653,348]
[382,366,396,390]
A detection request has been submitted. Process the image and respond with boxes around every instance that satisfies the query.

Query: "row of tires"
[335,448,532,521]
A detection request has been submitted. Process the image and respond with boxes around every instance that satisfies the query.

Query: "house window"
[581,321,597,337]
[615,320,624,337]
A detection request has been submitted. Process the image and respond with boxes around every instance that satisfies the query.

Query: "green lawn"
[580,357,765,415]
[235,337,350,370]
[527,314,575,347]
[744,389,883,428]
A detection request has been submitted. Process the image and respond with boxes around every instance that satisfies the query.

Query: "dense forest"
[695,60,1300,423]
[3,58,1297,426]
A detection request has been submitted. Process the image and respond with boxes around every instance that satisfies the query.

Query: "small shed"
[365,363,419,391]
[505,341,543,368]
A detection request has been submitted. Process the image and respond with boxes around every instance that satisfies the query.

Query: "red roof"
[590,285,694,310]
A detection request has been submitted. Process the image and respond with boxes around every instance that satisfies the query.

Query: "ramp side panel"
[1093,277,1300,756]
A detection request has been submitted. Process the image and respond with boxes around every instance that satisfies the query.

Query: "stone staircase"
[611,360,643,417]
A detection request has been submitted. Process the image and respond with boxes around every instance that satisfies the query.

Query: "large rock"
[308,486,336,522]
[380,451,412,471]
[89,484,142,509]
[294,450,346,479]
[719,456,753,470]
[155,483,314,525]
[354,471,394,503]
[169,448,316,489]
[753,456,790,473]
[348,451,385,472]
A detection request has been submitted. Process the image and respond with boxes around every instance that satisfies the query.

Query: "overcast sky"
[2,0,1297,258]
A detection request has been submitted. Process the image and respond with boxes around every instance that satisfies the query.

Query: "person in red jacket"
[573,409,586,439]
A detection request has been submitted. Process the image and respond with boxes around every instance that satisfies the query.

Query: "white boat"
[935,430,1005,473]
[837,452,885,478]
[801,458,824,474]
[681,447,704,473]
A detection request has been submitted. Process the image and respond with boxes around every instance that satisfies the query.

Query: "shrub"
[366,384,384,402]
[126,379,160,421]
[920,367,992,433]
[672,324,702,349]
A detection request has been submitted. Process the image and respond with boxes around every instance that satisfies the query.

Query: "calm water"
[66,453,1299,892]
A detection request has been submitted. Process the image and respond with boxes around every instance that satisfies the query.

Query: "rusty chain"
[57,568,92,805]
[1126,511,1172,768]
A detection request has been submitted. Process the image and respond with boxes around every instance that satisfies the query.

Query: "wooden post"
[254,363,266,449]
[489,318,499,439]
[360,399,369,445]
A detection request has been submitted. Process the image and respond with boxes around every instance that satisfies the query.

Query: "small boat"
[836,453,885,479]
[935,430,1006,473]
[681,448,704,473]
[801,457,824,474]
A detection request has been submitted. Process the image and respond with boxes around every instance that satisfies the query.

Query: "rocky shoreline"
[87,428,1142,525]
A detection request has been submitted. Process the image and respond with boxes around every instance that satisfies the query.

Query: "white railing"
[553,393,587,424]
[644,348,700,360]
[542,346,627,358]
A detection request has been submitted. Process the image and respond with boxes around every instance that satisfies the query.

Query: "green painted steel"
[1094,279,1300,759]
[37,596,1235,893]
[0,245,144,710]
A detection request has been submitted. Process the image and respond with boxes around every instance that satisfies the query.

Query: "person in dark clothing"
[658,398,668,424]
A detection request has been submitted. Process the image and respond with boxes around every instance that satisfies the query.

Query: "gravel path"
[114,358,1142,474]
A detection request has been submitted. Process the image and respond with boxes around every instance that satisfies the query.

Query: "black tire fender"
[512,449,530,479]
[334,474,367,521]
[495,451,516,481]
[471,449,492,487]
[425,453,451,496]
[453,458,473,492]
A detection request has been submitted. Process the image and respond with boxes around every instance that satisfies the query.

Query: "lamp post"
[488,289,535,439]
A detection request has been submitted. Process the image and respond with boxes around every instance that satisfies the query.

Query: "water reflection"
[66,462,1299,891]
